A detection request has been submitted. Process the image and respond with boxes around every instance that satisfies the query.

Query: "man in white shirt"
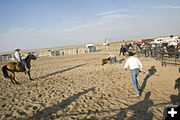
[124,52,143,97]
[14,48,22,61]
[14,48,28,72]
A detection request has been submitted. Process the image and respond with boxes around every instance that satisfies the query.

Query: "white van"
[168,37,180,46]
[153,38,164,45]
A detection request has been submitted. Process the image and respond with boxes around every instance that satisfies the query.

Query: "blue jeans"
[151,49,157,58]
[21,60,29,71]
[109,56,116,64]
[130,68,140,95]
[143,49,147,57]
[21,60,27,66]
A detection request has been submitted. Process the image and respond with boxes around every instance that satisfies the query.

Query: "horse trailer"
[85,44,96,53]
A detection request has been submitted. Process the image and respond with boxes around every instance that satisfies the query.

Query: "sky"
[0,0,180,52]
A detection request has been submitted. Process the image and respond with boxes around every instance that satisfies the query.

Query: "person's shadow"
[36,63,87,80]
[29,87,96,120]
[140,66,157,95]
[170,77,180,105]
[116,91,154,120]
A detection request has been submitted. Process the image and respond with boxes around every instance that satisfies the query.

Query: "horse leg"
[7,72,15,84]
[11,72,20,84]
[119,51,122,56]
[10,77,19,84]
[27,71,33,80]
[14,79,20,85]
[9,74,18,84]
[9,77,15,84]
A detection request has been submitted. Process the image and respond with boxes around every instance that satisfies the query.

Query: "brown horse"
[119,43,132,56]
[1,54,37,84]
[162,43,178,58]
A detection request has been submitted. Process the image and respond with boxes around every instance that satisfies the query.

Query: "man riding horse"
[2,52,37,84]
[14,48,29,72]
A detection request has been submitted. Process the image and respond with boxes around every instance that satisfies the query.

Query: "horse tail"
[2,65,9,78]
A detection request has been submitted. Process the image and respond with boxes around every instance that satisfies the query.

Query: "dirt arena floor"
[0,51,179,120]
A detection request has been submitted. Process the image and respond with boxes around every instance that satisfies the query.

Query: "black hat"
[129,52,136,56]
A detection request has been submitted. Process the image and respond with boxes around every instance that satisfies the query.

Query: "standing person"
[146,44,150,57]
[124,52,143,97]
[14,48,28,72]
[151,44,156,58]
[142,44,148,57]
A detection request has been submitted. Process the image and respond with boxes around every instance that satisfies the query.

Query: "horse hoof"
[16,82,21,85]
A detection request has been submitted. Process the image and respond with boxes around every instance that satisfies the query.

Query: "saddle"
[16,60,27,70]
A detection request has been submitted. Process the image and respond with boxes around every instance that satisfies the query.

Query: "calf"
[102,58,108,65]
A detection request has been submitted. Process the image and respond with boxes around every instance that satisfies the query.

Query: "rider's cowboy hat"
[128,52,136,56]
[15,48,21,51]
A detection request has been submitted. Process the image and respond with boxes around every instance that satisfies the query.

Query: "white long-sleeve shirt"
[14,51,22,61]
[124,56,142,70]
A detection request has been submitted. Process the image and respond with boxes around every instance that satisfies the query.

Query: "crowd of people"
[140,43,158,58]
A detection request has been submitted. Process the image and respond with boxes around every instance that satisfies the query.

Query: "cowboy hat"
[128,52,136,56]
[15,48,21,51]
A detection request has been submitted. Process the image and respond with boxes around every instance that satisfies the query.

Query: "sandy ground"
[0,51,179,120]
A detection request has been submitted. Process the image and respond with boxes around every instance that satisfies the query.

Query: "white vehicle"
[153,36,180,46]
[152,38,164,45]
[85,44,96,53]
[168,39,179,46]
[168,37,180,46]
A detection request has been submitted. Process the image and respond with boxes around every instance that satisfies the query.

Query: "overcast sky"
[0,0,180,52]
